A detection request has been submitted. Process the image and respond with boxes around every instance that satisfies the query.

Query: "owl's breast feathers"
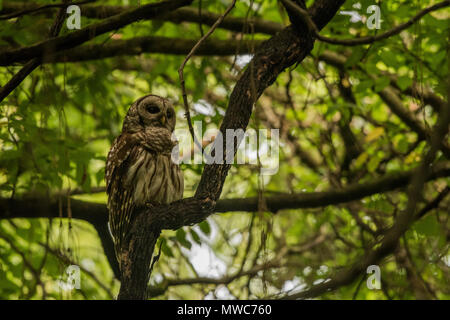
[106,128,182,203]
[106,131,183,217]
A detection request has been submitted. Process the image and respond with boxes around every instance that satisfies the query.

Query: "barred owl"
[105,94,183,267]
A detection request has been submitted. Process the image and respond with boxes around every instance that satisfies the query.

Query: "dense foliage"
[0,0,449,299]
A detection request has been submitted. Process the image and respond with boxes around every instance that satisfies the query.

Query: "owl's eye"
[146,105,160,114]
[166,110,173,119]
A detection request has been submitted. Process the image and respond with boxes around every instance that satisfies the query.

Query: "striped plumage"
[105,95,183,268]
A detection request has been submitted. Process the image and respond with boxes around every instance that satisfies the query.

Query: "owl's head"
[123,94,176,133]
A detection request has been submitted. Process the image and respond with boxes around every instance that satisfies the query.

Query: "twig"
[197,0,204,36]
[0,231,44,293]
[38,242,115,299]
[415,187,450,220]
[38,37,263,64]
[178,0,237,151]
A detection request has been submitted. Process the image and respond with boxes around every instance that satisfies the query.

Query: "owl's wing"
[106,133,141,258]
[105,133,137,194]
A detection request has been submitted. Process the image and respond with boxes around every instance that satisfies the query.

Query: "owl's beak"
[159,115,166,125]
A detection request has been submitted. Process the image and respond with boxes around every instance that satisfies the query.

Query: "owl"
[105,94,183,266]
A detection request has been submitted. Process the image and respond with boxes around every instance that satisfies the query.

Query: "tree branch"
[0,2,283,35]
[0,1,69,103]
[1,162,449,283]
[15,37,263,65]
[1,164,448,222]
[0,0,193,66]
[0,0,95,20]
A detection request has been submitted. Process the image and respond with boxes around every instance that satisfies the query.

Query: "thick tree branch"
[1,0,447,301]
[0,1,283,35]
[0,0,193,66]
[96,0,412,299]
[0,1,68,103]
[0,0,95,20]
[14,37,264,65]
[1,164,448,222]
[0,2,283,35]
[194,0,345,201]
[0,195,120,279]
[1,163,449,284]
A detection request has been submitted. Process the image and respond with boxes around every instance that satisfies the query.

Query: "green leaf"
[96,167,105,185]
[357,79,374,91]
[199,221,211,236]
[396,136,409,153]
[381,50,399,67]
[344,48,365,68]
[396,76,412,91]
[176,228,192,249]
[374,77,390,92]
[367,156,381,172]
[190,229,201,245]
[160,239,174,258]
[366,127,385,142]
[414,215,441,237]
[354,152,368,169]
